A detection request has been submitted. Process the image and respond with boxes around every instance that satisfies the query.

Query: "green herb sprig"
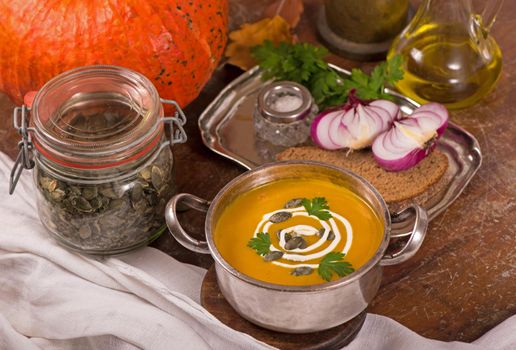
[247,232,271,256]
[318,252,355,282]
[302,197,332,221]
[251,41,404,109]
[343,54,404,100]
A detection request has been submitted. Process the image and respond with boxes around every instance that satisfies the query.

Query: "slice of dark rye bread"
[276,146,450,212]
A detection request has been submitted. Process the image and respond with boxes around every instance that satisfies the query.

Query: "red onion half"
[311,93,399,150]
[372,103,449,171]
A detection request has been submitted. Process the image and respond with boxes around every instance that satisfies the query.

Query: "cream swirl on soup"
[253,205,353,270]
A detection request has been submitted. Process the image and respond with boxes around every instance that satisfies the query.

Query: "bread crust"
[276,146,449,210]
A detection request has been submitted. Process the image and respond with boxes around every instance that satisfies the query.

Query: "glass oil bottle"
[388,0,503,109]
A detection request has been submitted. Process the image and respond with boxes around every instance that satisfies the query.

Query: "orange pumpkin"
[0,0,228,107]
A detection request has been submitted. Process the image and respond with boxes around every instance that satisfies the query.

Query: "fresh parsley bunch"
[251,41,404,109]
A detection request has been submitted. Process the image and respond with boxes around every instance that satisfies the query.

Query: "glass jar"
[318,0,411,60]
[253,81,317,147]
[9,65,187,255]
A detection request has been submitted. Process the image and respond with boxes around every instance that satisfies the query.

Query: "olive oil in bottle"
[388,0,504,109]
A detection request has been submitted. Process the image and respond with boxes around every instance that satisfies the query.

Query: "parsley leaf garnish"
[318,252,355,282]
[247,232,271,256]
[251,41,404,109]
[343,54,404,100]
[302,197,332,221]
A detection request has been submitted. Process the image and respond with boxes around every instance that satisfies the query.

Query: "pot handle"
[380,205,428,266]
[165,193,211,254]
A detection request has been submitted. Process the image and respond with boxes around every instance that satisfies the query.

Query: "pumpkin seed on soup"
[276,230,293,242]
[263,251,284,262]
[291,267,313,276]
[269,211,292,223]
[285,236,307,250]
[284,198,305,209]
[318,228,335,241]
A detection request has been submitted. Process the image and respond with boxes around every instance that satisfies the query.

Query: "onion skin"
[408,103,449,136]
[369,99,402,121]
[373,131,437,171]
[372,102,449,172]
[310,92,400,151]
[311,109,342,150]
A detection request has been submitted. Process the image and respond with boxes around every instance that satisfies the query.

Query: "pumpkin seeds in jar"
[35,146,175,252]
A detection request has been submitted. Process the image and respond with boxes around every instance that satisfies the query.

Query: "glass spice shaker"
[9,65,187,255]
[253,81,317,147]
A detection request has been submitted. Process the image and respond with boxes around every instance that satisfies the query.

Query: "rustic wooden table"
[1,0,514,344]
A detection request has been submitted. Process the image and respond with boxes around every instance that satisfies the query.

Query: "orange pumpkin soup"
[214,178,383,286]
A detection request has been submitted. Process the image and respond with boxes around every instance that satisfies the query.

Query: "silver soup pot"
[165,161,427,333]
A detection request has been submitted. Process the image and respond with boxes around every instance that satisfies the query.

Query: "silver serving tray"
[198,65,482,237]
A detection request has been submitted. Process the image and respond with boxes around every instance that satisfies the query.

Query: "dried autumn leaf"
[225,16,294,70]
[264,0,304,28]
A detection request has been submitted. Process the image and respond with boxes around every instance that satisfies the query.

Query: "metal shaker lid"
[257,81,313,124]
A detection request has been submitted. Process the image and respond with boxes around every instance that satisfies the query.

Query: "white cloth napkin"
[0,152,514,350]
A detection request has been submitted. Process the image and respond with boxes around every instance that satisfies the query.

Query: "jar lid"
[31,65,163,169]
[257,81,313,124]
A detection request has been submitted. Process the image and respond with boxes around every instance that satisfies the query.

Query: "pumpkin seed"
[89,197,103,210]
[132,199,147,212]
[69,186,82,196]
[49,189,65,202]
[108,198,124,210]
[74,197,93,212]
[79,225,92,239]
[291,266,313,276]
[151,166,163,189]
[318,228,335,241]
[284,198,305,209]
[131,183,143,202]
[99,187,118,199]
[269,211,292,223]
[276,230,293,242]
[40,177,57,192]
[263,251,284,261]
[139,167,152,181]
[81,187,98,200]
[285,236,307,250]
